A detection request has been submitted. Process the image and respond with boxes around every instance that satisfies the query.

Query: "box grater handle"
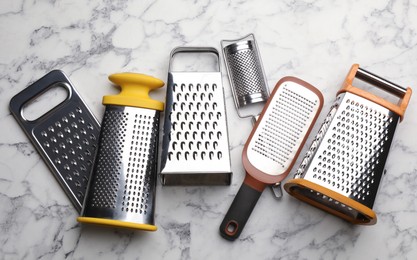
[340,64,412,121]
[169,47,220,72]
[356,67,407,97]
[9,70,73,129]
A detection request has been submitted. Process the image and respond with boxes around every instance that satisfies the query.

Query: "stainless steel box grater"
[284,64,412,225]
[9,70,100,213]
[160,47,232,185]
[78,73,164,231]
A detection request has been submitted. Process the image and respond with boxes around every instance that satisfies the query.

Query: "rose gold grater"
[78,73,164,231]
[160,47,232,185]
[285,64,412,225]
[9,70,100,213]
[220,77,323,240]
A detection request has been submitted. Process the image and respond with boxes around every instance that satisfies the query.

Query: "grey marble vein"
[0,0,417,259]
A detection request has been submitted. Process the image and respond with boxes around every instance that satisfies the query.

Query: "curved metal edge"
[9,70,73,128]
[168,46,220,72]
[220,33,270,118]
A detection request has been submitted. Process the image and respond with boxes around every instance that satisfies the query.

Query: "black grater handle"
[219,182,263,241]
[9,70,73,129]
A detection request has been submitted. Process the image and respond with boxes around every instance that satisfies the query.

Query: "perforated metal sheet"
[9,70,100,213]
[223,40,269,108]
[36,106,99,206]
[247,81,322,176]
[160,72,232,185]
[167,82,224,161]
[294,92,399,208]
[82,105,159,224]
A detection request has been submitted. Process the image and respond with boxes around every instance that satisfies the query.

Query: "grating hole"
[308,96,395,206]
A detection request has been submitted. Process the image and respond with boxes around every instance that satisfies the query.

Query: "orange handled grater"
[284,64,412,225]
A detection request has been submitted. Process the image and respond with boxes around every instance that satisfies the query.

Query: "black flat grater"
[9,70,100,213]
[285,64,413,225]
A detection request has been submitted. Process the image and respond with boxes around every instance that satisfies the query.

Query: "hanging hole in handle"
[169,51,219,72]
[22,82,69,121]
[225,221,239,236]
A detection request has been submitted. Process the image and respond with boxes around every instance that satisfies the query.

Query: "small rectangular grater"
[221,33,270,120]
[284,64,412,225]
[9,70,101,213]
[78,73,164,231]
[160,47,232,185]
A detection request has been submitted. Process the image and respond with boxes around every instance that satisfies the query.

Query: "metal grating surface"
[225,48,266,98]
[223,40,269,107]
[122,113,158,215]
[167,83,223,162]
[161,72,231,176]
[35,106,99,204]
[247,81,321,176]
[295,92,399,208]
[89,106,158,215]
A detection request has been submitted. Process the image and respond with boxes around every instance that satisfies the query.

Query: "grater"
[220,77,323,240]
[222,34,285,198]
[9,70,100,213]
[78,73,164,231]
[221,33,270,120]
[160,47,232,185]
[284,64,412,225]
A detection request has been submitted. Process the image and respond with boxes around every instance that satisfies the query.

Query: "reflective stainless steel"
[293,92,399,211]
[246,80,322,176]
[222,34,284,197]
[160,47,232,185]
[81,105,159,225]
[9,70,100,213]
[356,68,407,97]
[222,34,270,116]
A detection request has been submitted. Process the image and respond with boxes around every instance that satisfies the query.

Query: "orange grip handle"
[338,64,412,121]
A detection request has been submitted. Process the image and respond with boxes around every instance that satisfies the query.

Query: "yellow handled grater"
[78,73,164,231]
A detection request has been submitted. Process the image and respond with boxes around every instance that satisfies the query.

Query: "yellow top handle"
[339,64,412,122]
[103,73,165,111]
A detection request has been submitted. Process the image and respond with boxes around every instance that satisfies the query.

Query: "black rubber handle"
[219,182,263,241]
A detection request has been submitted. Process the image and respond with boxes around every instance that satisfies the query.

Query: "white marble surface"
[1,0,417,259]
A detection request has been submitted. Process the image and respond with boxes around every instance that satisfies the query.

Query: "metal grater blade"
[9,70,100,213]
[222,34,270,118]
[246,80,322,176]
[219,77,323,241]
[294,93,399,208]
[160,47,232,185]
[79,72,164,230]
[82,105,159,224]
[284,64,412,225]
